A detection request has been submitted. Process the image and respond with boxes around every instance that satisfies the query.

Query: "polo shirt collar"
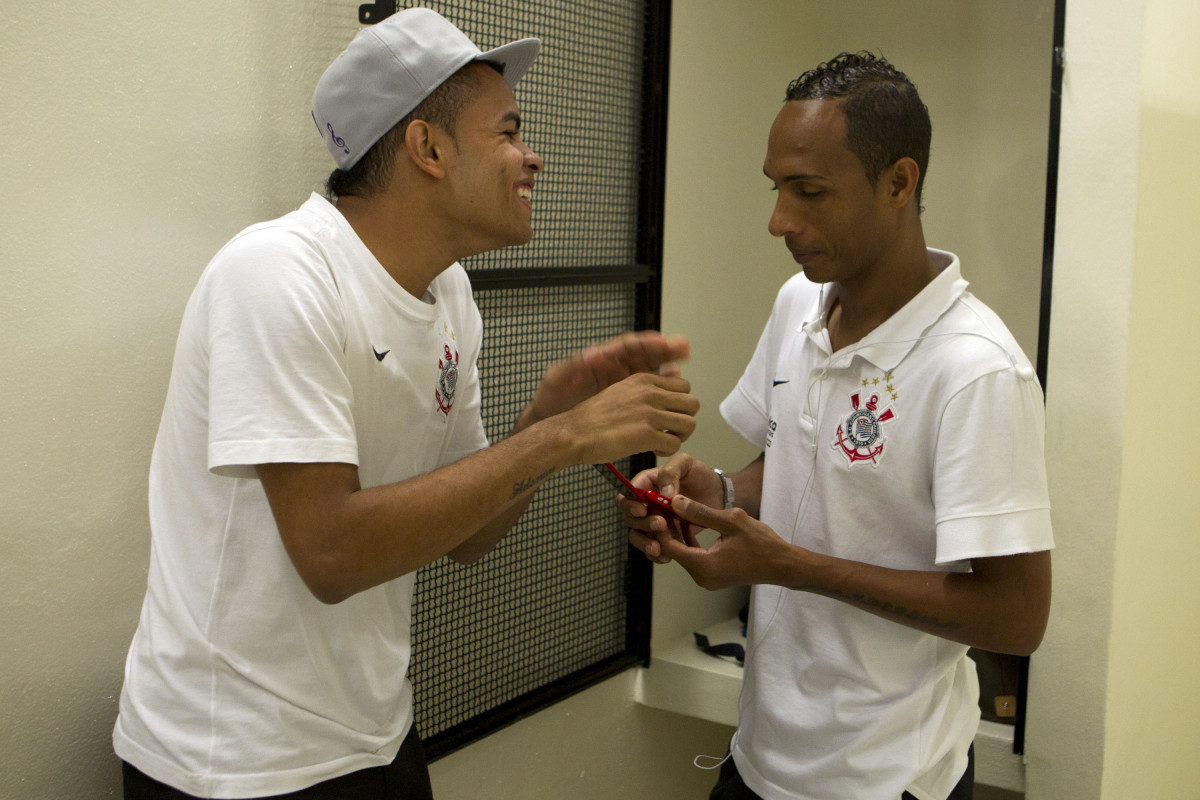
[801,249,966,371]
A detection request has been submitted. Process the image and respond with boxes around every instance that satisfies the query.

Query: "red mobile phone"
[593,462,676,520]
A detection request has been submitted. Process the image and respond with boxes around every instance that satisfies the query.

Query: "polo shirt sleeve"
[202,227,359,479]
[721,355,771,451]
[721,275,816,450]
[932,366,1054,563]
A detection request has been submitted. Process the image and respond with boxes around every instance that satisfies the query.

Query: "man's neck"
[826,243,938,353]
[335,193,458,300]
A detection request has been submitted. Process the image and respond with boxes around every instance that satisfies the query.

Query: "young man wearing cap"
[112,9,699,799]
[624,53,1053,800]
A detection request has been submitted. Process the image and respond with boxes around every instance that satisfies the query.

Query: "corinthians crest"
[435,343,459,417]
[833,388,896,466]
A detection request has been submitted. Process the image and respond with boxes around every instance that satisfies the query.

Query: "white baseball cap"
[312,7,540,169]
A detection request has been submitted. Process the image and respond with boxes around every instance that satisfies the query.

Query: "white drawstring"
[693,752,732,771]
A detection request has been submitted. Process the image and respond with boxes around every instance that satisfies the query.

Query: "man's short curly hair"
[786,52,931,207]
[325,61,504,200]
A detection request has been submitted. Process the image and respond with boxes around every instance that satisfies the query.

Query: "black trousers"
[122,726,434,800]
[710,745,975,800]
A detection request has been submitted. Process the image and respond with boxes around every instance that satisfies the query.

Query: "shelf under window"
[634,617,1026,793]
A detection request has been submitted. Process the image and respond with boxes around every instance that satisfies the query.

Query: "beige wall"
[1,2,351,796]
[1021,1,1143,794]
[1024,0,1200,798]
[4,0,1197,798]
[1101,0,1200,795]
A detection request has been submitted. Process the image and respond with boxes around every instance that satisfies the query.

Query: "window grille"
[371,0,671,758]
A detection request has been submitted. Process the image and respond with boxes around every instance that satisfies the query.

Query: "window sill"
[633,617,1026,793]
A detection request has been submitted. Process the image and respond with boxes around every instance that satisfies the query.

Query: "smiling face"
[442,63,544,254]
[763,99,897,287]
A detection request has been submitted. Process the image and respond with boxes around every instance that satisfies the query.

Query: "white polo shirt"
[720,250,1053,800]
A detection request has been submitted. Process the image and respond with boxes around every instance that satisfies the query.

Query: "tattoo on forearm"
[798,585,962,631]
[510,467,555,499]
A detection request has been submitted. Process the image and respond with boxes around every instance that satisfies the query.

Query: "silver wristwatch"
[713,468,734,510]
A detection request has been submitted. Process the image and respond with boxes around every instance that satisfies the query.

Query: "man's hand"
[641,492,793,588]
[452,336,695,567]
[624,453,766,565]
[622,453,724,563]
[519,332,691,429]
[557,372,699,463]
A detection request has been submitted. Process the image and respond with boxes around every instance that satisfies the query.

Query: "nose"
[523,143,543,174]
[767,194,791,238]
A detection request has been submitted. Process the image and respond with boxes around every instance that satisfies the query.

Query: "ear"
[404,120,450,180]
[883,157,921,209]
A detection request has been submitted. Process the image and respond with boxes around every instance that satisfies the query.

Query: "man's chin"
[481,221,535,252]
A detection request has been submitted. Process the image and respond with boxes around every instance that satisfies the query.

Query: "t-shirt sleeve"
[933,367,1054,563]
[202,229,359,478]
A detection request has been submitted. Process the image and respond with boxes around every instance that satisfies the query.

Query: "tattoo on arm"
[798,585,962,631]
[510,467,555,499]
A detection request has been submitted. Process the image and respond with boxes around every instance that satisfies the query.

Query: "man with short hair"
[625,52,1053,800]
[114,9,698,798]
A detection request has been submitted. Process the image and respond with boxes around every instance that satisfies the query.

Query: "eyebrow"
[764,168,823,183]
[500,111,522,130]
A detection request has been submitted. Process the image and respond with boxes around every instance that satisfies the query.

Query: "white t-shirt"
[720,250,1053,800]
[113,194,489,798]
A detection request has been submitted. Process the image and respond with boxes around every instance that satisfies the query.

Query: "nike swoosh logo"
[373,347,391,362]
[773,379,790,387]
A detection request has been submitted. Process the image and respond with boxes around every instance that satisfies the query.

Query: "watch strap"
[713,468,734,510]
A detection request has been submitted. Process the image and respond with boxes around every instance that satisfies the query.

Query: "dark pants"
[710,745,975,800]
[122,726,434,800]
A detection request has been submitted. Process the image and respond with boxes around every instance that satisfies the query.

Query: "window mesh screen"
[395,0,665,758]
[410,285,645,750]
[413,0,645,271]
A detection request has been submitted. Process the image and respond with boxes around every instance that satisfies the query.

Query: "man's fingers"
[648,419,697,456]
[584,334,650,377]
[653,373,693,395]
[629,467,658,491]
[654,453,693,497]
[599,331,690,374]
[669,494,723,532]
[619,495,666,531]
[618,489,672,536]
[628,527,657,554]
[656,529,699,566]
[639,332,690,367]
[629,524,673,564]
[619,496,648,519]
[546,333,691,414]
